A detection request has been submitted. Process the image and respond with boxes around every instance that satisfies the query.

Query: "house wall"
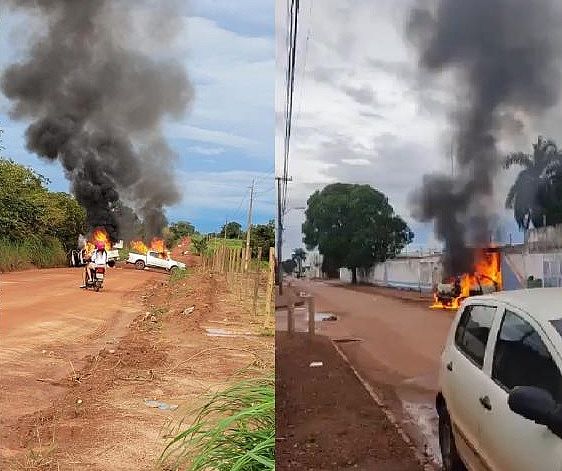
[340,249,562,292]
[339,255,442,292]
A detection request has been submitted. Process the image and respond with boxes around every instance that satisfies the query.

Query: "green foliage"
[164,221,197,248]
[208,238,244,250]
[504,136,562,229]
[0,236,67,272]
[191,235,209,255]
[220,221,243,239]
[170,267,189,283]
[281,258,297,274]
[0,159,87,271]
[161,376,274,471]
[302,184,413,279]
[250,220,274,261]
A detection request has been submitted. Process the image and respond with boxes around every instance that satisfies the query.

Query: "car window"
[492,310,562,401]
[454,304,496,368]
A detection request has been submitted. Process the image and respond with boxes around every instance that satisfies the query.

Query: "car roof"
[471,288,562,322]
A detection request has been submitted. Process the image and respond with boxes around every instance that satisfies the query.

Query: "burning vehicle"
[432,249,502,309]
[69,228,121,268]
[126,238,185,273]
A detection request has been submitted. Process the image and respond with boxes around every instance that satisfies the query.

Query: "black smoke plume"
[406,0,562,276]
[1,0,192,241]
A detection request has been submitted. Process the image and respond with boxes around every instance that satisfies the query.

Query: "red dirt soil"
[276,332,425,471]
[1,266,273,469]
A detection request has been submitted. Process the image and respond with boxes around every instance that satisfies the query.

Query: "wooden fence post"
[265,247,275,323]
[252,248,262,317]
[307,296,315,336]
[287,302,295,334]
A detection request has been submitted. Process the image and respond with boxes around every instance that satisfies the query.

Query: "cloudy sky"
[0,0,274,234]
[275,0,561,256]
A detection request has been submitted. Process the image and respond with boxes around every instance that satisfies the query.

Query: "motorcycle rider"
[81,241,108,288]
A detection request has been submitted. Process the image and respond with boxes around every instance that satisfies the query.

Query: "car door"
[442,302,498,471]
[479,306,562,471]
[147,251,166,268]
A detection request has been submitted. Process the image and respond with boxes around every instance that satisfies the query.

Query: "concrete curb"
[331,340,437,471]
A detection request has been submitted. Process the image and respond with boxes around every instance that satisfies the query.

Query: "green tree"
[292,248,306,276]
[281,258,297,274]
[250,220,274,260]
[220,221,243,239]
[0,159,51,240]
[302,183,413,284]
[504,136,562,229]
[165,220,197,247]
[48,192,87,249]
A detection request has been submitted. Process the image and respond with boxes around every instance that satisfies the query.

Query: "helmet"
[95,241,105,250]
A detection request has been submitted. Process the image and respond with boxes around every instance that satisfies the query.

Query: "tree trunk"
[351,267,357,284]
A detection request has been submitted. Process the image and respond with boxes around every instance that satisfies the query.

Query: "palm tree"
[292,248,307,277]
[504,136,562,229]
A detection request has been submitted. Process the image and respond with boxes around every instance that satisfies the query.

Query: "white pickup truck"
[127,251,186,272]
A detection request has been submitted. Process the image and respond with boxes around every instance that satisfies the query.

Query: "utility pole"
[276,176,292,295]
[244,179,255,272]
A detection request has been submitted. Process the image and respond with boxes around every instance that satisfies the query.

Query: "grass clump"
[161,375,274,471]
[170,267,190,283]
[0,237,67,272]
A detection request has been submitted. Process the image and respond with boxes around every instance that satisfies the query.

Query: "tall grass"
[161,376,275,471]
[0,237,67,272]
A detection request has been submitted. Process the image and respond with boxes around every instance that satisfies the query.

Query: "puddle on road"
[401,400,441,467]
[315,312,337,321]
[204,327,258,338]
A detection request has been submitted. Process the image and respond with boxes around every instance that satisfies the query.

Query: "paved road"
[0,266,164,456]
[283,279,456,465]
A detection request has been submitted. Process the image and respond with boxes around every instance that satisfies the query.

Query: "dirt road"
[1,265,274,469]
[282,279,456,465]
[0,266,163,461]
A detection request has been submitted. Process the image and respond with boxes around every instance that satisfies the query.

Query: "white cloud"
[341,158,370,166]
[169,124,260,153]
[173,169,274,217]
[186,145,225,156]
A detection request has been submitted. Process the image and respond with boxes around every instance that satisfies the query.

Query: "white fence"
[339,255,442,292]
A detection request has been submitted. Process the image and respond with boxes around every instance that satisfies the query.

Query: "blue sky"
[0,1,275,234]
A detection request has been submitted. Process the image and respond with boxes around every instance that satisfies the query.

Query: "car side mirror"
[508,386,562,437]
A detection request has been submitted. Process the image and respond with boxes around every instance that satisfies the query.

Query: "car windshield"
[552,319,562,339]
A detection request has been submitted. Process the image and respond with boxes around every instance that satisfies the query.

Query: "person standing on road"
[80,241,108,288]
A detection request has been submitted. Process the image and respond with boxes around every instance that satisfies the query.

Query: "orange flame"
[130,240,149,254]
[431,250,502,310]
[85,227,112,254]
[129,237,169,259]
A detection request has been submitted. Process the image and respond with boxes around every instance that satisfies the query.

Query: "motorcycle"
[85,264,106,292]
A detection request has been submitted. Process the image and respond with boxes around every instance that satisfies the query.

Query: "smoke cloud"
[406,0,562,275]
[1,0,193,240]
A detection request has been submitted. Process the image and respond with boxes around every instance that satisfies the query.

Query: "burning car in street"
[432,249,502,309]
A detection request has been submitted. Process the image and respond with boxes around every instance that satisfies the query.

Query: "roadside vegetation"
[161,376,275,471]
[0,159,86,272]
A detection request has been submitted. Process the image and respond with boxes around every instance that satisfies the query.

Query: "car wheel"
[135,260,145,270]
[439,406,465,471]
[170,266,179,275]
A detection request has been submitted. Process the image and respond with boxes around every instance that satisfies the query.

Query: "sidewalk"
[276,332,427,471]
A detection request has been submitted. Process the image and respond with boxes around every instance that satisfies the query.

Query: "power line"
[293,0,313,129]
[282,0,299,216]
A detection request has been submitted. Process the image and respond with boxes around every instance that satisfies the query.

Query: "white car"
[437,288,562,471]
[127,251,186,272]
